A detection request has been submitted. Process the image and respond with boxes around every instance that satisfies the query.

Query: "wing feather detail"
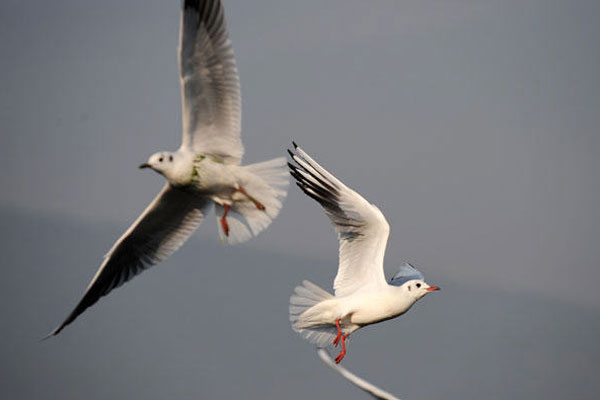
[179,0,242,163]
[49,184,210,336]
[288,144,390,297]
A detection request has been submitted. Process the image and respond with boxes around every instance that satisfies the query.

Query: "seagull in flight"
[288,143,438,363]
[47,0,288,337]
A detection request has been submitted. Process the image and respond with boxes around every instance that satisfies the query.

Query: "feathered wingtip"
[40,332,55,342]
[389,262,425,287]
[286,141,298,162]
[40,326,61,342]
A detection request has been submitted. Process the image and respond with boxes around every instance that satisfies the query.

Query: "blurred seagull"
[288,143,438,363]
[47,0,288,337]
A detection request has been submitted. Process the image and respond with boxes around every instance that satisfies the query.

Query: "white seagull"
[288,143,438,363]
[48,0,288,337]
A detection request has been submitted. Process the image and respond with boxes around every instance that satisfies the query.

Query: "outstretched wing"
[48,184,210,336]
[288,144,390,297]
[179,0,243,164]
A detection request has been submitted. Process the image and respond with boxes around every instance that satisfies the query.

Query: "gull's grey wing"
[317,348,402,400]
[48,184,210,336]
[179,0,243,164]
[288,144,390,297]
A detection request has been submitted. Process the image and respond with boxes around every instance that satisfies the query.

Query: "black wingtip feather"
[291,158,338,194]
[40,330,58,341]
[183,0,200,11]
[288,151,340,199]
[288,145,367,239]
[289,144,348,214]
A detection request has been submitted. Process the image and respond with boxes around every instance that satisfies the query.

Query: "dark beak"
[426,286,441,292]
[139,163,150,169]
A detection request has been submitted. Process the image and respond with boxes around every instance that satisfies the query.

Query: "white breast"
[345,286,415,326]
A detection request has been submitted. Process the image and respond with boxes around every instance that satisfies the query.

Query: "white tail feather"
[289,280,338,348]
[217,157,289,244]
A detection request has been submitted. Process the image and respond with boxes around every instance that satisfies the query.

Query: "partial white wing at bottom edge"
[317,348,402,400]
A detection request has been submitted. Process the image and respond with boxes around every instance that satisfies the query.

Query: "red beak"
[426,286,440,292]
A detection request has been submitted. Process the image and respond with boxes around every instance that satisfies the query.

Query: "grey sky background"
[1,0,599,399]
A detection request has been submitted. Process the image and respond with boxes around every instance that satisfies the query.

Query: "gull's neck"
[380,284,420,317]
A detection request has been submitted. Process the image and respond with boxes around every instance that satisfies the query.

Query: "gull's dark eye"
[416,283,422,288]
[169,155,173,162]
[159,157,164,162]
[408,285,412,291]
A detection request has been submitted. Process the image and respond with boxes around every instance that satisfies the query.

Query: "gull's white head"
[400,279,440,300]
[389,263,440,300]
[139,151,179,177]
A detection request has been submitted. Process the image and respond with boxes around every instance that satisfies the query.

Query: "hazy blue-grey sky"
[1,0,599,399]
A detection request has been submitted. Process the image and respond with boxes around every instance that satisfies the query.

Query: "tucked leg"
[220,204,231,236]
[237,187,265,211]
[334,333,351,364]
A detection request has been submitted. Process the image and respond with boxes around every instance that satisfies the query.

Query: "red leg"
[220,204,230,236]
[333,318,343,347]
[237,187,265,211]
[334,333,351,364]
